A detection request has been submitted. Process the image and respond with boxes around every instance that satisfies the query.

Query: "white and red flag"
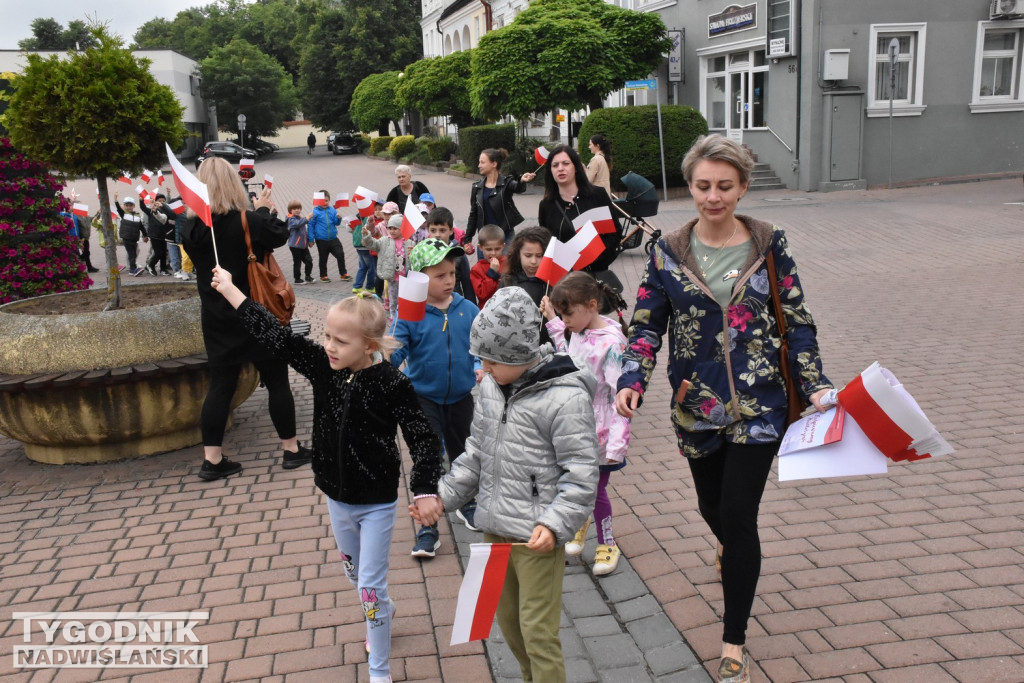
[345,216,361,230]
[450,543,512,646]
[536,234,580,287]
[167,199,186,215]
[263,174,274,189]
[72,202,89,217]
[140,170,153,184]
[400,196,424,239]
[397,271,430,322]
[334,192,350,209]
[353,186,378,218]
[156,170,165,186]
[571,205,616,235]
[568,220,604,271]
[165,142,213,227]
[313,191,327,208]
[534,146,550,166]
[136,185,149,201]
[117,171,132,185]
[239,158,255,170]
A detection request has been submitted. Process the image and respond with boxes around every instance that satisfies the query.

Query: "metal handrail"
[766,125,794,153]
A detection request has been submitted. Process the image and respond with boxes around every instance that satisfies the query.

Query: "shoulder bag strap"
[765,248,786,340]
[240,211,257,263]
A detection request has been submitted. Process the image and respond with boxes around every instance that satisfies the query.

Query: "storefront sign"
[708,3,757,38]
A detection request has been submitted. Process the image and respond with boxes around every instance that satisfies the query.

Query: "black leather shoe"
[282,443,313,470]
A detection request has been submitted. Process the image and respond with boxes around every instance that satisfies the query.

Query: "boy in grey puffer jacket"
[429,286,599,683]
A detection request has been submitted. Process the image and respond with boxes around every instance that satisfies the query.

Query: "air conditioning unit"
[991,0,1024,19]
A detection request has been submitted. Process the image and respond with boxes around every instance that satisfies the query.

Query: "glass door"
[730,72,746,129]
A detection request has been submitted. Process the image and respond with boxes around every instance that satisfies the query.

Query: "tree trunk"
[549,111,560,142]
[95,174,122,311]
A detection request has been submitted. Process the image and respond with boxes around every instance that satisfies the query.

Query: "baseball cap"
[387,214,403,229]
[409,237,465,272]
[419,193,435,204]
[122,196,136,204]
[381,201,400,214]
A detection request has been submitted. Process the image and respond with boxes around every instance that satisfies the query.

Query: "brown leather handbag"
[240,211,295,325]
[765,249,808,425]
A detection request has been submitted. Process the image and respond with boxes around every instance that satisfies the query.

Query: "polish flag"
[535,235,579,287]
[168,199,186,215]
[450,543,512,645]
[72,202,89,217]
[398,271,430,322]
[534,146,550,166]
[571,205,616,235]
[345,216,361,230]
[313,191,327,207]
[239,158,255,170]
[400,196,424,239]
[140,170,153,184]
[334,192,350,209]
[156,171,165,186]
[165,142,213,227]
[110,209,119,221]
[353,186,378,218]
[263,174,274,189]
[136,185,149,201]
[568,220,604,271]
[118,171,132,185]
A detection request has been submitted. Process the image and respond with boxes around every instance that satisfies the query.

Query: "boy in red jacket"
[470,224,505,308]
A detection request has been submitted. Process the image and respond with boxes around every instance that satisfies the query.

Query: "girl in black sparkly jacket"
[210,269,443,683]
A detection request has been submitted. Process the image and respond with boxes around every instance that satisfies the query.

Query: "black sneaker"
[147,265,158,276]
[305,276,314,283]
[456,501,480,531]
[197,457,242,481]
[411,525,440,558]
[282,443,313,470]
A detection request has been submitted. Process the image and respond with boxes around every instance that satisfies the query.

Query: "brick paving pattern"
[1,149,1022,681]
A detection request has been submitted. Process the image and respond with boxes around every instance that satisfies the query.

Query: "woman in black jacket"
[466,148,536,246]
[181,157,312,481]
[537,145,621,275]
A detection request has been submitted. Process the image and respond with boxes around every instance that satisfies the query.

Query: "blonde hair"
[682,134,755,186]
[196,156,250,214]
[330,293,401,357]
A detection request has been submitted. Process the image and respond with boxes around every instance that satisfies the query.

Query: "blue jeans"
[168,242,182,273]
[354,249,376,289]
[327,498,397,679]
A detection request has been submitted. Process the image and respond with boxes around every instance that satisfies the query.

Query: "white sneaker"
[369,676,392,683]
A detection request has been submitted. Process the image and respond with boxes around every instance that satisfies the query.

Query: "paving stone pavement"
[1,149,1023,682]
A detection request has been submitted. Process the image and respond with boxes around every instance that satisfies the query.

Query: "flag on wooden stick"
[450,543,512,646]
[165,143,213,227]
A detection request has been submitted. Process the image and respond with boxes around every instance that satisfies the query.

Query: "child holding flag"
[286,200,315,285]
[361,214,406,325]
[417,286,599,683]
[208,268,443,683]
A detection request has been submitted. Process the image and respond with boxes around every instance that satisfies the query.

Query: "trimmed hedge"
[389,135,416,158]
[578,105,708,188]
[458,124,515,168]
[426,136,456,162]
[370,136,394,155]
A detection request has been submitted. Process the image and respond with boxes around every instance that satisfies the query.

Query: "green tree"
[17,17,98,51]
[350,71,402,136]
[395,51,479,129]
[198,39,298,139]
[4,28,186,310]
[470,0,673,119]
[299,0,421,131]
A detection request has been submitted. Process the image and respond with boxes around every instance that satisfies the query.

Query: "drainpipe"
[479,0,493,32]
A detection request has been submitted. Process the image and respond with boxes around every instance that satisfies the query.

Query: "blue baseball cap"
[419,193,435,204]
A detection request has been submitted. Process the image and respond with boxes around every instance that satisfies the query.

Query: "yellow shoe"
[592,544,621,576]
[565,518,590,557]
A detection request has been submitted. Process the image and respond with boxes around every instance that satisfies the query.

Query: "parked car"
[194,141,257,169]
[332,132,358,155]
[326,132,336,152]
[250,138,279,156]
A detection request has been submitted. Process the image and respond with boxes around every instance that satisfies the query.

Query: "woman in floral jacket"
[615,135,833,683]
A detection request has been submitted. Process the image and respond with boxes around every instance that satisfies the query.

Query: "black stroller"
[612,172,661,255]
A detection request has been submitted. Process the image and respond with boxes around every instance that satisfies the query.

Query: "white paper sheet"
[778,412,889,482]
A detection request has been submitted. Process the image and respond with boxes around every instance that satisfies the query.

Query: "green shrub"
[458,123,515,167]
[426,136,456,162]
[389,135,416,158]
[370,136,394,155]
[578,105,708,188]
[353,133,370,153]
[404,145,434,165]
[506,136,549,183]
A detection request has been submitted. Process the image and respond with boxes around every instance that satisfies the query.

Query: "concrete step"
[748,182,787,191]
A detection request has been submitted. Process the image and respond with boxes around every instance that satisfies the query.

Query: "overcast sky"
[2,1,206,51]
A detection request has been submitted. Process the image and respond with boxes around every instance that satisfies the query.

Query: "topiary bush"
[370,136,394,155]
[458,123,515,169]
[389,135,416,159]
[578,105,708,189]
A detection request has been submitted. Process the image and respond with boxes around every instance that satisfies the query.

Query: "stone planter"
[0,283,258,464]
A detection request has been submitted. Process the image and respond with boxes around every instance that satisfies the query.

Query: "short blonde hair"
[329,293,401,357]
[682,134,754,186]
[196,156,249,214]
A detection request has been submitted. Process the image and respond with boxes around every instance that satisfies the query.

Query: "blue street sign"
[624,79,657,91]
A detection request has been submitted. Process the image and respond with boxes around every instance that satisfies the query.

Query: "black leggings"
[687,441,777,646]
[201,359,296,446]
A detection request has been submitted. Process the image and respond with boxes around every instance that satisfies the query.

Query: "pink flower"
[781,275,793,289]
[630,382,645,395]
[728,304,754,331]
[636,286,651,301]
[700,398,718,415]
[630,337,655,359]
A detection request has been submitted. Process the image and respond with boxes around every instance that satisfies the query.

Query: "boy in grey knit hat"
[419,285,599,682]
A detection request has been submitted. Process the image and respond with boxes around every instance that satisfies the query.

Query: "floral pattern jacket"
[617,215,832,458]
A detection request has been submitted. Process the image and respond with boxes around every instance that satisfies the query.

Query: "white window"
[698,39,769,131]
[971,20,1024,112]
[866,23,927,117]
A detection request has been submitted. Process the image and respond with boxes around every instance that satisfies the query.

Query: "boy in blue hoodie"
[391,238,481,558]
[307,189,350,282]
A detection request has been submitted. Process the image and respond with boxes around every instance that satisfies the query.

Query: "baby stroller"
[612,172,661,255]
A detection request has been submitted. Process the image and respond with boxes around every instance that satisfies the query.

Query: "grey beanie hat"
[470,287,542,365]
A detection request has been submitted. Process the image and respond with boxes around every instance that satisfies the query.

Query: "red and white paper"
[450,543,512,646]
[156,171,165,186]
[397,271,430,322]
[167,200,186,215]
[239,158,255,170]
[313,191,327,207]
[534,146,550,166]
[334,192,350,209]
[165,143,213,227]
[569,220,604,270]
[571,205,616,235]
[353,186,378,218]
[263,174,274,189]
[72,203,89,217]
[140,170,153,184]
[400,196,424,239]
[117,171,132,185]
[536,235,579,286]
